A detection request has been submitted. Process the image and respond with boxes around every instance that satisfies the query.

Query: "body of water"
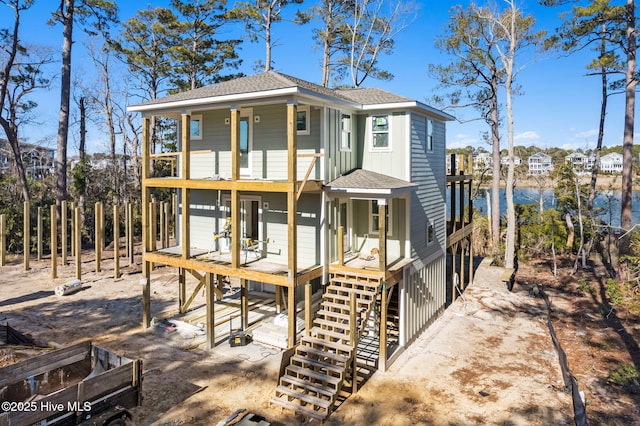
[466,188,640,228]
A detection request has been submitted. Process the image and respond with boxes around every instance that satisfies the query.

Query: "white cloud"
[575,129,598,139]
[514,131,540,142]
[447,133,480,149]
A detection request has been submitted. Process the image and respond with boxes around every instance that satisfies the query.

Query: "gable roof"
[325,168,417,196]
[129,71,454,120]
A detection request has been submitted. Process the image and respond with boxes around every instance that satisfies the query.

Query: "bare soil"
[1,247,637,425]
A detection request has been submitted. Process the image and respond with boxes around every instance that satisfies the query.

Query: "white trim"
[190,114,203,140]
[370,114,392,152]
[240,108,253,177]
[369,199,393,236]
[296,105,310,135]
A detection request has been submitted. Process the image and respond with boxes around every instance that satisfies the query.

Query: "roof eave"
[361,101,455,121]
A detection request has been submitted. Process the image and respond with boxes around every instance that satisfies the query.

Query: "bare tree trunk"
[265,8,272,71]
[56,0,74,209]
[78,96,87,226]
[490,93,501,253]
[573,177,585,273]
[620,0,636,256]
[588,23,608,211]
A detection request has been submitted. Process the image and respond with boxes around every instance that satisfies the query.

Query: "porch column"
[180,113,191,259]
[287,101,298,347]
[141,117,152,328]
[378,200,387,272]
[241,278,249,330]
[230,107,241,268]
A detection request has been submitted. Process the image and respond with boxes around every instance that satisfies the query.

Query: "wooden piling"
[113,204,120,279]
[95,202,102,273]
[128,202,134,264]
[0,214,6,267]
[305,283,312,337]
[350,292,358,392]
[61,200,67,265]
[75,207,81,280]
[37,206,42,261]
[50,205,57,279]
[23,200,30,271]
[159,201,165,250]
[70,201,75,257]
[163,202,169,247]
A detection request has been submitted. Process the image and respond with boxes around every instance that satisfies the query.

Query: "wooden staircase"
[270,272,381,421]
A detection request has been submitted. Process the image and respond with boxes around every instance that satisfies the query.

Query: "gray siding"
[360,111,407,180]
[409,112,446,262]
[325,108,358,182]
[402,255,446,342]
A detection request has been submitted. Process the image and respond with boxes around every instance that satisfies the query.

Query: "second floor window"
[190,115,203,140]
[341,114,351,151]
[371,115,389,150]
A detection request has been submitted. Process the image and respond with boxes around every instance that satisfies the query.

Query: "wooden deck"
[329,253,412,286]
[145,245,323,287]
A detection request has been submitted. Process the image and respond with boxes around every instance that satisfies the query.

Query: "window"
[427,222,434,244]
[371,115,390,150]
[190,115,202,140]
[340,114,351,151]
[296,106,310,135]
[426,119,433,151]
[369,200,393,236]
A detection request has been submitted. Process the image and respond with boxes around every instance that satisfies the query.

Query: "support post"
[61,200,67,265]
[75,207,81,280]
[150,200,158,252]
[378,201,387,273]
[113,204,120,279]
[180,113,191,259]
[0,214,5,267]
[50,205,57,279]
[241,278,248,330]
[179,268,186,314]
[380,284,387,372]
[128,202,134,264]
[288,286,296,348]
[141,117,152,329]
[159,201,165,249]
[350,292,358,392]
[23,200,30,271]
[206,272,216,350]
[163,201,170,248]
[37,206,42,261]
[70,201,75,258]
[305,283,312,337]
[95,202,102,272]
[275,286,282,314]
[338,226,344,266]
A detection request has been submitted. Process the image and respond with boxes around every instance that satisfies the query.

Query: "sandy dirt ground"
[1,251,573,425]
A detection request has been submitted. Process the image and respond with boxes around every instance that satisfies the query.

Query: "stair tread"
[323,292,375,304]
[311,326,351,343]
[280,375,337,397]
[317,305,352,318]
[291,354,344,374]
[331,277,381,288]
[296,345,350,364]
[270,396,328,421]
[326,287,378,299]
[314,318,350,331]
[302,335,353,353]
[286,364,341,385]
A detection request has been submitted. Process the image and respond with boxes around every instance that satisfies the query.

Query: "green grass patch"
[609,363,639,386]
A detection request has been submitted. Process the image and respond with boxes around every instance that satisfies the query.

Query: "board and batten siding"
[360,111,408,180]
[325,108,358,182]
[401,255,446,344]
[179,190,320,268]
[184,105,322,181]
[409,113,446,263]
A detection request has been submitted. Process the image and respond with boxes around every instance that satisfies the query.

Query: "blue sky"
[0,0,632,155]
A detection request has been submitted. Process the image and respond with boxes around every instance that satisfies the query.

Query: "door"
[240,109,252,176]
[221,196,261,251]
[339,200,350,253]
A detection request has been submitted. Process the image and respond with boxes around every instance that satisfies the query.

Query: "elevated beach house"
[129,71,454,419]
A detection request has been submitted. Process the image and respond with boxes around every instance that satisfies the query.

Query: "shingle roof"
[132,71,354,107]
[326,169,417,194]
[336,87,413,105]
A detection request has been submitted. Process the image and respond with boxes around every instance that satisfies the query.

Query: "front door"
[221,196,261,252]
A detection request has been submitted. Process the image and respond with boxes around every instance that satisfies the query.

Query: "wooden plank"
[79,364,133,401]
[275,385,331,409]
[51,205,57,279]
[206,273,216,350]
[280,376,335,398]
[270,396,327,421]
[0,341,90,386]
[284,365,341,386]
[23,200,29,271]
[9,385,77,425]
